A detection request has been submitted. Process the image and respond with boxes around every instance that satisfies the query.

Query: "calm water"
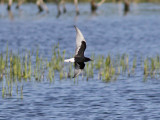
[0,3,160,120]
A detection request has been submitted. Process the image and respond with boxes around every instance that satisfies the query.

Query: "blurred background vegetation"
[1,0,160,3]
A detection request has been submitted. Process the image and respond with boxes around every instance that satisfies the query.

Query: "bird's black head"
[84,57,92,62]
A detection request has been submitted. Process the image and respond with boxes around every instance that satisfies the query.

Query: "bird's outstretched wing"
[73,62,85,78]
[74,26,86,57]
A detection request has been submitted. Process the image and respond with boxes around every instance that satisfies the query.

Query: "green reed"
[131,56,137,74]
[28,52,32,79]
[1,43,160,98]
[85,54,94,79]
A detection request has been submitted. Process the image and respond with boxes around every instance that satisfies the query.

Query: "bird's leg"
[91,0,105,13]
[97,0,105,7]
[7,0,12,11]
[36,0,43,12]
[124,0,130,14]
[90,0,97,13]
[60,0,67,13]
[1,0,4,4]
[74,0,79,15]
[16,0,24,9]
[56,0,61,17]
[40,0,49,13]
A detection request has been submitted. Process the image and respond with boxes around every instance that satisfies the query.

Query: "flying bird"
[64,26,92,78]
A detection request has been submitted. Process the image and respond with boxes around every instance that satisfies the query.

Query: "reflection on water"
[8,10,14,20]
[123,0,130,15]
[0,3,160,120]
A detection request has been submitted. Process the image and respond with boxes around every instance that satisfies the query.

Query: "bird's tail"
[64,58,75,62]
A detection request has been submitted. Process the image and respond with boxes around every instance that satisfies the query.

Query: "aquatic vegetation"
[1,43,160,98]
[85,54,94,79]
[143,55,160,80]
[131,56,137,75]
[144,57,149,79]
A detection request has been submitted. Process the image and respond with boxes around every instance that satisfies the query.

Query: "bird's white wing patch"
[74,26,86,56]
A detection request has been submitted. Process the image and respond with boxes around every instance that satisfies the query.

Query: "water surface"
[0,3,160,120]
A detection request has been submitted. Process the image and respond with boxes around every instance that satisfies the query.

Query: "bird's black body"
[74,56,91,63]
[73,41,92,78]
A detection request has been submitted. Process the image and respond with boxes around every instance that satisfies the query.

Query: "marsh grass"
[95,54,134,82]
[143,55,160,80]
[1,44,160,98]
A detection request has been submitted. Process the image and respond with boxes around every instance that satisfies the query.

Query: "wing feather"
[74,26,86,56]
[73,62,85,78]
